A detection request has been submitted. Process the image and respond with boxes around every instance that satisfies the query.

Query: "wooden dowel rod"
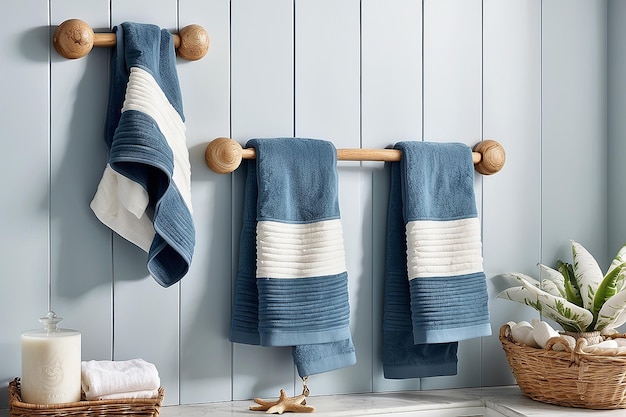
[91,32,184,49]
[92,32,117,48]
[53,19,209,61]
[336,148,482,163]
[226,145,478,164]
[205,137,505,175]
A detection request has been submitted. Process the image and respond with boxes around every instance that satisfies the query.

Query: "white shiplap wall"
[1,0,610,408]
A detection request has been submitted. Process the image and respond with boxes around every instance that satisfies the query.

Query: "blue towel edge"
[260,326,353,347]
[293,346,357,377]
[383,362,457,379]
[412,323,493,345]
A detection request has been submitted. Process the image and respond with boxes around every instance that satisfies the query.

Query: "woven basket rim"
[499,323,626,409]
[499,323,626,361]
[9,377,164,411]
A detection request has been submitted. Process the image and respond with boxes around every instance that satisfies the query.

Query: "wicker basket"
[8,378,164,417]
[499,323,626,409]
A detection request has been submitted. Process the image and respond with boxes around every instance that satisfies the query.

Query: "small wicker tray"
[499,323,626,409]
[9,378,164,417]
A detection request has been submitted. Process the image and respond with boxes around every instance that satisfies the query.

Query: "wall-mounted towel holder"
[52,19,209,61]
[205,137,506,175]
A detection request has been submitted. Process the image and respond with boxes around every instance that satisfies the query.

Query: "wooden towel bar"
[204,137,506,175]
[53,19,209,61]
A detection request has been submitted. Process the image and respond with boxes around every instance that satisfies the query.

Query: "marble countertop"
[2,386,622,416]
[158,386,626,417]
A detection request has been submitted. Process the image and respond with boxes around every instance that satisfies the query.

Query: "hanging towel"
[383,141,491,379]
[90,22,195,288]
[230,138,356,377]
[81,359,160,400]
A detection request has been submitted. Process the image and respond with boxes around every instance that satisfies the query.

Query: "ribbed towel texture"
[90,22,195,288]
[383,141,491,379]
[81,359,160,400]
[230,138,356,377]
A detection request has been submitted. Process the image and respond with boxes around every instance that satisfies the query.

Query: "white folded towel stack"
[81,359,161,400]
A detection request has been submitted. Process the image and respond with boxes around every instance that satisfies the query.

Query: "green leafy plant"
[498,240,626,333]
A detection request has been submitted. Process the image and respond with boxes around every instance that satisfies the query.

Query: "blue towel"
[90,22,195,288]
[383,141,491,379]
[230,138,356,377]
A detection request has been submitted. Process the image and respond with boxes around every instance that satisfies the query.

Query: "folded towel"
[96,389,159,401]
[90,22,194,288]
[383,141,491,379]
[230,138,356,377]
[81,359,160,400]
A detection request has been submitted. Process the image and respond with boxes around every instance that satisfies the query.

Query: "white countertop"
[2,386,622,416]
[157,386,626,417]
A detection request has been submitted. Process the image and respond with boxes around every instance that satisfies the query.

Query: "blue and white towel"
[383,141,491,379]
[230,138,356,377]
[90,22,195,288]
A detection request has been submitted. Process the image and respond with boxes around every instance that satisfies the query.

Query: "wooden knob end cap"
[177,24,210,61]
[205,138,243,174]
[473,139,506,175]
[53,19,94,59]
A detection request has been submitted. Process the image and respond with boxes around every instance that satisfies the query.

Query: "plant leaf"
[609,309,626,329]
[497,286,542,313]
[540,302,588,332]
[592,261,626,323]
[608,243,626,275]
[617,269,626,294]
[515,274,593,332]
[595,289,626,330]
[541,279,563,298]
[608,244,626,293]
[504,272,540,287]
[571,240,604,311]
[538,264,566,297]
[558,260,583,307]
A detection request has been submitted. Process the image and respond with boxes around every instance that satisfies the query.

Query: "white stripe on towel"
[90,166,155,252]
[90,67,191,253]
[406,217,483,279]
[122,67,192,212]
[256,219,347,279]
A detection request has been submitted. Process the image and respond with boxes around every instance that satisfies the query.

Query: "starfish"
[250,389,315,414]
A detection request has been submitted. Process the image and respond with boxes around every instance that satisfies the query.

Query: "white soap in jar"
[21,311,81,404]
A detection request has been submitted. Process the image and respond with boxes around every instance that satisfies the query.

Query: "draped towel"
[383,141,491,379]
[90,22,195,288]
[230,138,356,377]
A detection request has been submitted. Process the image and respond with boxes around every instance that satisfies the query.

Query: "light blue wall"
[0,0,611,408]
[543,0,608,267]
[608,0,626,260]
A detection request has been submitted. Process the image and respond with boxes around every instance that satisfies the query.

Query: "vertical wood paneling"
[178,0,233,404]
[542,0,608,267]
[295,0,360,147]
[423,0,482,144]
[422,0,483,390]
[608,1,626,264]
[361,0,422,150]
[0,0,615,408]
[0,0,50,408]
[50,0,113,369]
[482,0,542,386]
[230,0,295,401]
[295,0,364,396]
[110,0,181,406]
[361,0,422,393]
